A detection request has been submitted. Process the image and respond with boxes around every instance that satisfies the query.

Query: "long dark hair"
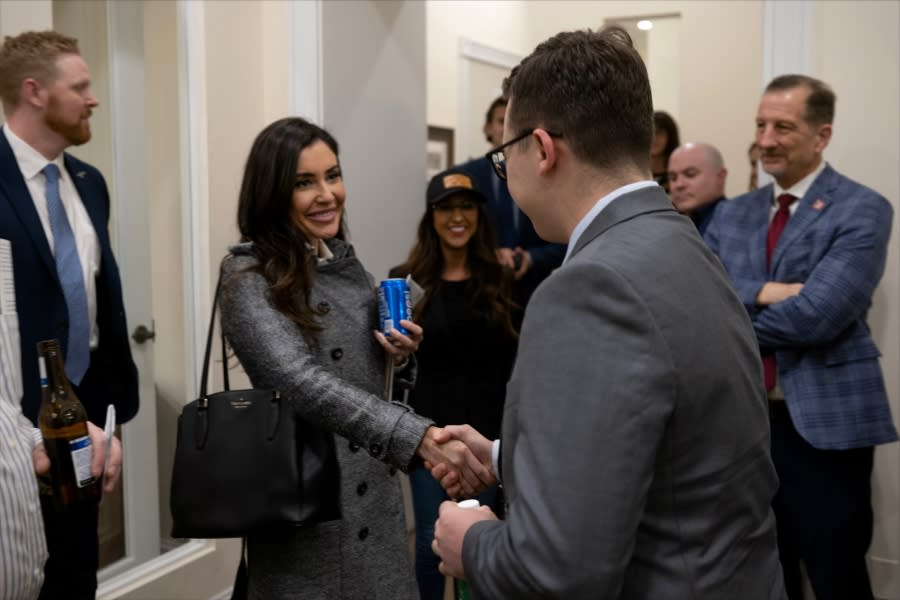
[402,202,517,339]
[652,110,680,159]
[236,117,346,338]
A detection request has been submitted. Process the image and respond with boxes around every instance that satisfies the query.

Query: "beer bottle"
[37,339,101,511]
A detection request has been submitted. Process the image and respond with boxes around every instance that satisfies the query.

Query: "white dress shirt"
[2,124,101,349]
[766,160,827,400]
[770,159,827,219]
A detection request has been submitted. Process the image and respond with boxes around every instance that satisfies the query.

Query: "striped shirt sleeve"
[0,239,47,599]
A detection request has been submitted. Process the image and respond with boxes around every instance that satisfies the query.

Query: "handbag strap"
[199,264,231,399]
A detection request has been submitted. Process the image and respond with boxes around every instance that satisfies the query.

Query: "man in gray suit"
[430,27,786,599]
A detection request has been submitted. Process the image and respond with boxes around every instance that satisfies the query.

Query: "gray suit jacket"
[463,186,785,599]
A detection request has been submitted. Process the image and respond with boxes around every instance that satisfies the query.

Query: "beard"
[44,95,92,147]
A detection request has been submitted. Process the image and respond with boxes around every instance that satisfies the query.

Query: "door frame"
[96,0,218,594]
[457,37,520,165]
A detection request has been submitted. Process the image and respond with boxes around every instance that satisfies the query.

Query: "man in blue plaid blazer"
[705,74,897,600]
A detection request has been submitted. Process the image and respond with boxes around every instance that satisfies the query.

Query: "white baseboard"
[209,588,232,600]
[869,554,899,600]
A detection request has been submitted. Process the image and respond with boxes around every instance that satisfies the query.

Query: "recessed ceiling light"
[637,20,653,31]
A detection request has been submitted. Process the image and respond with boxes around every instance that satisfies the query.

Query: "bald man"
[667,142,728,235]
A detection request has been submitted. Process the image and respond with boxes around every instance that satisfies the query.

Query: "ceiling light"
[637,20,653,31]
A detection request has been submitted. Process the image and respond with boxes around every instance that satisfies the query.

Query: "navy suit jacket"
[705,164,897,450]
[0,132,138,426]
[457,156,566,302]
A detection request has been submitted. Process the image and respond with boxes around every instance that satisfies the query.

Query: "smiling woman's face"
[291,139,345,241]
[432,193,479,252]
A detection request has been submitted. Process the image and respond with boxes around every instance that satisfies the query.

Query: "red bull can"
[378,278,412,335]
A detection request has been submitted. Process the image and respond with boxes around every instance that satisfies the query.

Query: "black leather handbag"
[170,269,340,539]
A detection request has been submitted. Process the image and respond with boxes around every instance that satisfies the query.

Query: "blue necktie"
[43,164,90,384]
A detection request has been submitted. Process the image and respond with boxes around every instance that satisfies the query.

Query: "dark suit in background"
[457,156,565,306]
[0,129,138,597]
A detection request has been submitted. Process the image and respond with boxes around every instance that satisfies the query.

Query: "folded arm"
[752,196,892,349]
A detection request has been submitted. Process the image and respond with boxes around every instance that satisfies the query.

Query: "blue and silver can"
[378,278,412,335]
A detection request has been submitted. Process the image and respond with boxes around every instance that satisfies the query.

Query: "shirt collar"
[773,160,827,204]
[2,123,64,180]
[563,180,658,264]
[306,238,335,263]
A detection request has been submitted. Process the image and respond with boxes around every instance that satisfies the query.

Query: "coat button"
[331,348,343,360]
[357,482,368,496]
[349,442,360,452]
[369,443,382,457]
[317,301,331,314]
[358,527,369,540]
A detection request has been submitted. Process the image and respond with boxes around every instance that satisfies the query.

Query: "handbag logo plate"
[230,398,252,409]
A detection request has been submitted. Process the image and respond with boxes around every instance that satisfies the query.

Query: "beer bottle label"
[69,435,96,488]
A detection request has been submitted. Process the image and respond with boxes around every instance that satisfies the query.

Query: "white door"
[54,2,240,598]
[53,0,162,579]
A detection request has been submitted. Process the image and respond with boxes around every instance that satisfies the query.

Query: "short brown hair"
[765,74,836,126]
[502,27,653,172]
[0,30,80,110]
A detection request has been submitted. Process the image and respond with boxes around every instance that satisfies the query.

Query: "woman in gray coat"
[219,117,492,599]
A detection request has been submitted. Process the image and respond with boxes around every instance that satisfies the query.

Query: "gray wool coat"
[219,241,431,600]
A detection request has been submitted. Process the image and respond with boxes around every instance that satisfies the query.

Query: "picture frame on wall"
[426,125,454,180]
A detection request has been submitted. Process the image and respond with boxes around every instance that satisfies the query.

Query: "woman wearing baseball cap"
[390,168,519,600]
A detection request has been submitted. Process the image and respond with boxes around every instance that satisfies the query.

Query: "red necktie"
[762,193,797,391]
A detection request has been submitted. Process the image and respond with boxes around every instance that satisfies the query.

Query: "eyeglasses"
[485,128,563,180]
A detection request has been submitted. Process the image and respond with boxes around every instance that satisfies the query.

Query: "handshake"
[416,424,496,498]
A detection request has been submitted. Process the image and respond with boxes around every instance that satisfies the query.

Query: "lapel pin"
[76,171,86,179]
[811,199,826,211]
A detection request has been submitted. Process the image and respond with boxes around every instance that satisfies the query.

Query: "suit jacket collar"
[0,131,59,278]
[568,185,677,260]
[0,132,103,283]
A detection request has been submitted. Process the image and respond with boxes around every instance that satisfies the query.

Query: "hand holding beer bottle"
[36,339,101,511]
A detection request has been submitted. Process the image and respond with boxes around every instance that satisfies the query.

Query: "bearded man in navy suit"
[0,31,138,598]
[705,74,897,600]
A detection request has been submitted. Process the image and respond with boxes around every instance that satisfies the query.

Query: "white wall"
[322,0,427,278]
[812,2,900,596]
[426,0,529,132]
[0,0,50,35]
[427,0,763,199]
[646,16,680,119]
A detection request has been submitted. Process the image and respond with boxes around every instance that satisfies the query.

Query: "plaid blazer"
[705,164,897,450]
